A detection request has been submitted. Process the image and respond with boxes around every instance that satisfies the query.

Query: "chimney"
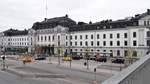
[147,9,150,14]
[44,18,48,22]
[89,21,92,24]
[65,14,68,18]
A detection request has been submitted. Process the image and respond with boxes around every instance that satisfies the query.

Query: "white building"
[1,9,150,57]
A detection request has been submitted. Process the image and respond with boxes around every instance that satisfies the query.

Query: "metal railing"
[102,54,150,84]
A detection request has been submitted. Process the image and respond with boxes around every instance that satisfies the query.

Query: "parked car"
[96,56,107,62]
[34,54,46,60]
[111,58,125,64]
[72,55,83,60]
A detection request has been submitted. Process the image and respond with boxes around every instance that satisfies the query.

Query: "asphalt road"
[0,70,89,84]
[2,59,112,84]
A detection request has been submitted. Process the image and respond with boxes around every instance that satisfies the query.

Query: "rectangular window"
[133,40,137,46]
[97,34,100,39]
[124,41,128,46]
[75,35,77,40]
[133,32,136,38]
[124,33,127,38]
[66,36,68,40]
[124,50,128,57]
[66,42,68,46]
[91,35,93,39]
[49,36,51,41]
[110,41,113,46]
[144,21,147,26]
[70,41,72,46]
[147,31,150,37]
[103,41,106,46]
[52,35,54,41]
[117,41,120,46]
[41,36,43,42]
[117,50,120,56]
[147,40,150,46]
[80,41,82,46]
[85,41,88,46]
[38,36,39,41]
[117,33,120,38]
[58,36,60,40]
[91,41,93,46]
[75,42,77,46]
[85,35,88,39]
[45,36,47,41]
[103,34,106,39]
[110,34,113,39]
[80,35,82,39]
[97,41,100,46]
[70,35,72,40]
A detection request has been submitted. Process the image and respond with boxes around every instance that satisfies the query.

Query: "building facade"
[1,10,150,57]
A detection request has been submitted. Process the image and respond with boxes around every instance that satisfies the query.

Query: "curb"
[4,68,66,78]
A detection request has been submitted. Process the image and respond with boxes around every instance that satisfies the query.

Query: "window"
[124,50,128,57]
[144,21,147,26]
[148,21,150,26]
[103,41,106,46]
[70,41,72,46]
[75,35,77,40]
[103,34,106,39]
[110,41,113,46]
[70,35,72,40]
[147,40,150,46]
[66,36,68,40]
[45,36,47,41]
[117,50,120,56]
[117,33,120,38]
[41,36,43,42]
[110,34,113,39]
[133,40,137,46]
[75,42,77,46]
[80,41,82,46]
[80,35,82,39]
[124,33,127,38]
[91,34,93,39]
[85,35,88,39]
[132,51,137,57]
[66,42,68,46]
[97,34,100,39]
[117,41,120,46]
[97,41,100,46]
[124,41,128,46]
[38,36,39,41]
[49,36,51,41]
[147,31,150,37]
[85,41,88,46]
[91,41,93,46]
[58,35,60,40]
[133,32,136,38]
[52,35,54,41]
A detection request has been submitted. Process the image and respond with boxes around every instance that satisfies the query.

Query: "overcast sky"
[0,0,150,32]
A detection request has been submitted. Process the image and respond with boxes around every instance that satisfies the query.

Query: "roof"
[3,29,28,36]
[32,15,76,30]
[32,9,150,32]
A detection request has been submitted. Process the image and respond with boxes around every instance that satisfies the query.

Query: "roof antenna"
[44,0,48,21]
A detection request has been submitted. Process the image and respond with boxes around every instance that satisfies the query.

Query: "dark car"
[112,58,125,64]
[72,55,82,60]
[34,54,46,60]
[96,56,107,62]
